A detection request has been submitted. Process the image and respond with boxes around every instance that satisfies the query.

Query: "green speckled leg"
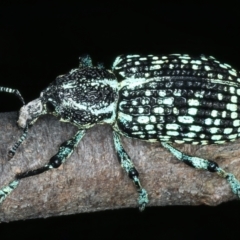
[8,125,29,158]
[0,87,27,158]
[0,180,19,204]
[0,130,85,204]
[113,131,149,211]
[162,142,240,198]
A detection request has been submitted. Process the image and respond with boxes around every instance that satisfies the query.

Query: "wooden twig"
[0,112,239,222]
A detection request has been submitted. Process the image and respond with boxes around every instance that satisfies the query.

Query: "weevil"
[1,53,240,211]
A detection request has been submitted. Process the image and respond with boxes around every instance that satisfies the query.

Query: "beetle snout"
[17,98,44,128]
[17,105,29,128]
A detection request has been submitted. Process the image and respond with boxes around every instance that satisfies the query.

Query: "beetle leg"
[8,125,28,159]
[113,131,149,211]
[0,129,85,204]
[161,142,240,198]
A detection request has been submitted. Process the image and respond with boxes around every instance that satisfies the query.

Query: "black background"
[1,2,240,239]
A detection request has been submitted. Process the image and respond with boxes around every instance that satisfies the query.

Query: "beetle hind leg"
[113,131,149,211]
[161,142,240,198]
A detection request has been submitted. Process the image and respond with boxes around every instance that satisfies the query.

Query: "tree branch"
[0,112,240,222]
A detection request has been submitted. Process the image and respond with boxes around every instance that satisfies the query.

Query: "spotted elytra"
[1,53,240,211]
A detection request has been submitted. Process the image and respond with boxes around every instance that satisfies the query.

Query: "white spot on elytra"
[188,99,200,106]
[127,55,140,58]
[153,107,164,114]
[188,108,197,115]
[175,140,185,144]
[218,74,223,79]
[231,96,237,103]
[166,124,180,130]
[181,59,188,64]
[229,70,237,76]
[173,107,179,115]
[145,124,154,130]
[222,111,227,118]
[227,103,237,111]
[122,90,129,97]
[157,124,163,130]
[219,64,228,69]
[195,91,204,98]
[204,66,211,71]
[228,134,237,139]
[191,60,202,65]
[218,93,223,100]
[231,112,238,119]
[145,90,151,96]
[205,118,213,125]
[211,135,222,140]
[224,63,231,68]
[214,119,221,126]
[163,97,174,105]
[224,128,233,134]
[167,131,179,136]
[130,67,137,73]
[201,56,208,61]
[169,64,174,69]
[178,116,194,124]
[200,134,205,139]
[229,87,235,94]
[137,116,149,124]
[145,73,150,77]
[192,65,199,70]
[150,116,156,123]
[150,65,161,70]
[189,125,202,132]
[158,90,167,97]
[208,73,213,78]
[183,138,194,142]
[211,110,218,117]
[233,120,240,127]
[209,127,219,134]
[132,126,139,131]
[215,141,226,144]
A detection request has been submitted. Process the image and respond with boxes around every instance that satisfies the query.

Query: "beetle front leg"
[113,131,149,211]
[0,129,85,204]
[8,125,29,158]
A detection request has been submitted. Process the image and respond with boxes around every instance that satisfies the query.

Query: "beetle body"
[1,53,240,210]
[113,54,240,145]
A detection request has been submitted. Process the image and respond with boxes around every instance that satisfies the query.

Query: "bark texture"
[0,112,240,222]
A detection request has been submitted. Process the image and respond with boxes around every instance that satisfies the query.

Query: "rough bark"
[0,112,240,222]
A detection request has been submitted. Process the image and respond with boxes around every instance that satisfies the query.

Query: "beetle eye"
[46,101,55,112]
